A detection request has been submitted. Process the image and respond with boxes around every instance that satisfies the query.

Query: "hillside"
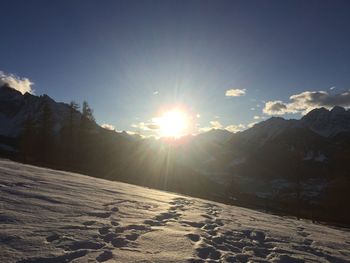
[0,159,349,263]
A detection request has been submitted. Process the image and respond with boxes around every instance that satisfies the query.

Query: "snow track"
[0,159,349,262]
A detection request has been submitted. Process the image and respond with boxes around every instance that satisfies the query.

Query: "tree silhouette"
[78,101,96,171]
[39,97,54,163]
[81,101,95,127]
[59,101,80,166]
[20,115,37,162]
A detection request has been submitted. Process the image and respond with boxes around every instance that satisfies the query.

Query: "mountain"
[195,129,233,144]
[1,84,349,224]
[301,106,350,137]
[0,84,74,138]
[1,159,349,263]
[234,106,350,146]
[173,107,350,224]
[218,108,350,223]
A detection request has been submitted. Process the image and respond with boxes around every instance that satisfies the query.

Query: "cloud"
[0,71,34,94]
[263,89,350,115]
[225,124,245,133]
[101,123,115,131]
[289,90,350,109]
[146,123,160,130]
[263,100,288,115]
[209,121,223,129]
[131,122,160,131]
[199,120,223,132]
[225,88,246,97]
[248,121,258,128]
[253,115,265,120]
[125,130,145,138]
[153,91,159,95]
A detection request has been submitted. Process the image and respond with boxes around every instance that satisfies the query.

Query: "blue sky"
[1,0,350,135]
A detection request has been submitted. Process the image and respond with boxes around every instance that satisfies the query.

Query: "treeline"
[21,100,94,168]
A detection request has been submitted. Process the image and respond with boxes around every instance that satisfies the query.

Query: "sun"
[155,109,190,138]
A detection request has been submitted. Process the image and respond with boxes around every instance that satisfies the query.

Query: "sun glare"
[156,109,190,138]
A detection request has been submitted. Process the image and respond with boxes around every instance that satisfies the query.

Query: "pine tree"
[78,101,95,170]
[68,101,80,135]
[81,101,95,126]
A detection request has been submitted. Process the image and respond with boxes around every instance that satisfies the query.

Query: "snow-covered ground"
[0,159,349,263]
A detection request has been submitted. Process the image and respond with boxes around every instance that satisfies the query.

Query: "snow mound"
[0,159,349,262]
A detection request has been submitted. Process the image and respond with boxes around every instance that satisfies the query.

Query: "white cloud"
[225,88,246,97]
[124,130,145,138]
[330,86,336,90]
[0,71,34,94]
[263,90,350,115]
[198,127,212,132]
[248,121,258,128]
[209,121,223,129]
[199,120,223,132]
[153,91,159,95]
[130,121,160,138]
[131,122,160,131]
[225,124,245,133]
[101,123,115,131]
[263,100,289,115]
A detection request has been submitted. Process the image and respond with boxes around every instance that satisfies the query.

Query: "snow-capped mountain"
[300,106,350,137]
[177,108,350,224]
[0,84,76,137]
[234,106,350,147]
[0,84,140,142]
[186,106,350,182]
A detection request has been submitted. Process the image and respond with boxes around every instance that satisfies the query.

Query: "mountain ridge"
[2,84,350,141]
[1,84,350,224]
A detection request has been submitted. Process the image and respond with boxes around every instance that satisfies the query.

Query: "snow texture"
[0,159,349,263]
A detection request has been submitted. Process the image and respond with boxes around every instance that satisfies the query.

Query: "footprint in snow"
[87,211,112,218]
[83,220,97,226]
[143,219,163,226]
[186,233,201,242]
[98,226,111,235]
[111,237,129,248]
[61,240,105,251]
[96,250,113,262]
[196,245,221,260]
[46,233,60,243]
[125,233,140,241]
[180,220,205,228]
